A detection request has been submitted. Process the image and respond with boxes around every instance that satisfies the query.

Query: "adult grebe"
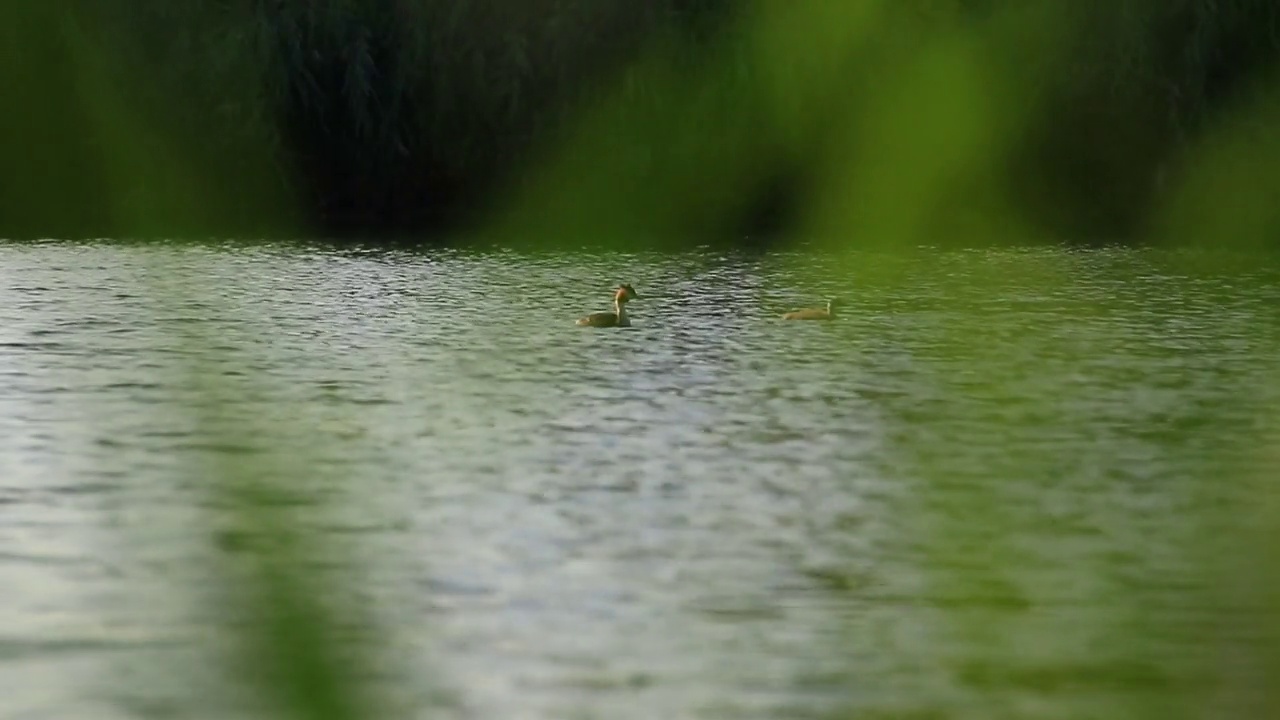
[576,284,638,327]
[782,298,839,320]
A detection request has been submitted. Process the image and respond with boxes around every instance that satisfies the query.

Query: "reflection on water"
[0,242,1278,719]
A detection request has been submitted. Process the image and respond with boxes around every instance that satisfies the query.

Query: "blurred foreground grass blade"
[486,0,895,249]
[59,13,208,238]
[143,294,393,720]
[484,0,1081,253]
[801,2,1087,252]
[1244,411,1280,717]
[487,33,766,247]
[204,453,379,720]
[800,25,1006,250]
[1151,70,1280,250]
[0,4,297,239]
[15,5,386,718]
[744,0,887,155]
[0,4,114,237]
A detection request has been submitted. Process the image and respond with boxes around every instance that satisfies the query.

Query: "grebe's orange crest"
[615,284,637,302]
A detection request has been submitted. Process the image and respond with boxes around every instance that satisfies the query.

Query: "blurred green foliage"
[3,0,1280,241]
[3,1,1280,719]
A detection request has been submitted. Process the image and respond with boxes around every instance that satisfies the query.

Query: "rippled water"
[1,241,1278,719]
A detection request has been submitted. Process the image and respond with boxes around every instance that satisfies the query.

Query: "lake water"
[1,241,1278,719]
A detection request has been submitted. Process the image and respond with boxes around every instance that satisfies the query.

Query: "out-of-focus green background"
[4,1,1280,247]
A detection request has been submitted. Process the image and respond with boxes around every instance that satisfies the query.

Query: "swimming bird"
[782,298,839,320]
[576,284,638,327]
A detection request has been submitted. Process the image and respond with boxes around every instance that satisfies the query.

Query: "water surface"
[1,241,1278,719]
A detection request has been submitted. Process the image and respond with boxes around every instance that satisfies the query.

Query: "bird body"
[577,284,638,327]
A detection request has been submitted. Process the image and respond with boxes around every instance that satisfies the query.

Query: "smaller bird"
[782,298,840,321]
[576,284,639,327]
